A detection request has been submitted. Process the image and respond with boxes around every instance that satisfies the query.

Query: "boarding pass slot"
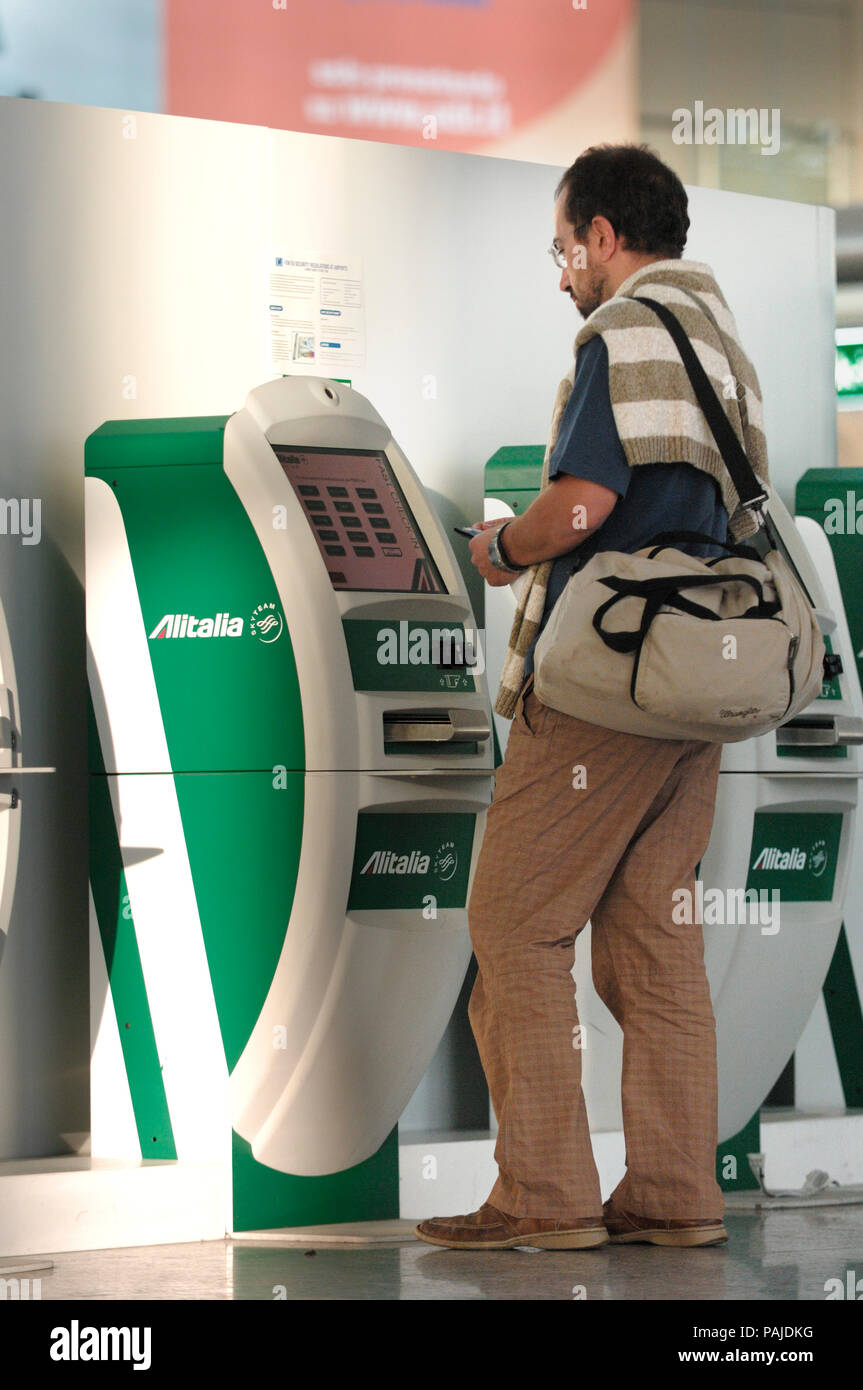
[776,715,863,747]
[383,708,491,745]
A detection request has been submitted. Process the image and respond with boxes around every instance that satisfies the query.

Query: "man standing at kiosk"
[416,144,770,1250]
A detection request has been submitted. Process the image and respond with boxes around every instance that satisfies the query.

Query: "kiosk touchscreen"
[86,376,494,1229]
[276,445,446,594]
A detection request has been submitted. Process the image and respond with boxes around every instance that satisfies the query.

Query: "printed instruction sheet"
[269,253,365,375]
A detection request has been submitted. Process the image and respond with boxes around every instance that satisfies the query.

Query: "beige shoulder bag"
[533,297,827,743]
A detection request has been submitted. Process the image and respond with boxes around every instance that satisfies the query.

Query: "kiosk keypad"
[274,445,446,593]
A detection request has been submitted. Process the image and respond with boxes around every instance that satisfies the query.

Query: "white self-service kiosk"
[0,594,54,968]
[86,376,494,1232]
[484,462,863,1147]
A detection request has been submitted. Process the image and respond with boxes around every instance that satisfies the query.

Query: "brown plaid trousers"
[468,676,725,1222]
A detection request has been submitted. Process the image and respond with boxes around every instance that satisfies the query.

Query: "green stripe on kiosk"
[87,378,494,1232]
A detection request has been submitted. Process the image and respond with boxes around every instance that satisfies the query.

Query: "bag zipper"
[784,632,799,716]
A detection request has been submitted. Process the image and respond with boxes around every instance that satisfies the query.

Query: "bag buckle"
[744,493,770,513]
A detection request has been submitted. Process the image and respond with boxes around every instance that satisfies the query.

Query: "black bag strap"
[639,528,763,563]
[635,296,769,513]
[599,570,768,601]
[637,296,827,610]
[634,298,819,590]
[592,569,780,653]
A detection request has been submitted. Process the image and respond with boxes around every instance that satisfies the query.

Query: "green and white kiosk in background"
[86,377,494,1233]
[796,466,863,1112]
[486,448,863,1191]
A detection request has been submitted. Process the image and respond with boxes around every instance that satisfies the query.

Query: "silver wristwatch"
[488,521,529,573]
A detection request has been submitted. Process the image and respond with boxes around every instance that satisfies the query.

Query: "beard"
[572,267,607,319]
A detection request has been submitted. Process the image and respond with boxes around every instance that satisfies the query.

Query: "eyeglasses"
[548,220,592,269]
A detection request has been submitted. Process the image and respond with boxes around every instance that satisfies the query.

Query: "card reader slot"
[776,715,863,746]
[383,707,491,744]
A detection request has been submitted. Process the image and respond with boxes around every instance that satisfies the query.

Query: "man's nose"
[559,268,571,294]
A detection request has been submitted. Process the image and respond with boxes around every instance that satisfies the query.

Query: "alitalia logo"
[361,849,431,876]
[148,612,243,640]
[752,846,806,872]
[752,839,829,877]
[348,815,471,910]
[359,841,459,878]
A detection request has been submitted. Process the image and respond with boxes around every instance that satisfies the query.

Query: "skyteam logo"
[250,602,284,643]
[810,839,828,878]
[433,840,458,882]
[149,612,243,639]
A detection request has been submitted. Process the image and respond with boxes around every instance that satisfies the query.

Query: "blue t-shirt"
[523,335,729,678]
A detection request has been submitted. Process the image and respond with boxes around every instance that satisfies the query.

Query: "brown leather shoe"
[414,1203,609,1250]
[603,1199,728,1247]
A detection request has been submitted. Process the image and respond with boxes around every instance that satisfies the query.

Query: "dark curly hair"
[555,144,689,259]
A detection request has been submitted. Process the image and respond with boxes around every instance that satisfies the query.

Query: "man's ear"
[596,216,621,260]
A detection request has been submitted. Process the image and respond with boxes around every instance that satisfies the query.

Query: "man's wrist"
[489,522,528,569]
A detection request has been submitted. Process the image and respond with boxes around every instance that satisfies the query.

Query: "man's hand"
[476,478,619,585]
[468,523,522,585]
[465,476,618,587]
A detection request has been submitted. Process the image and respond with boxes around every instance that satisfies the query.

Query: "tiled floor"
[10,1206,863,1300]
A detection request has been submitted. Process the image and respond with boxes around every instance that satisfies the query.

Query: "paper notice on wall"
[269,253,365,375]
